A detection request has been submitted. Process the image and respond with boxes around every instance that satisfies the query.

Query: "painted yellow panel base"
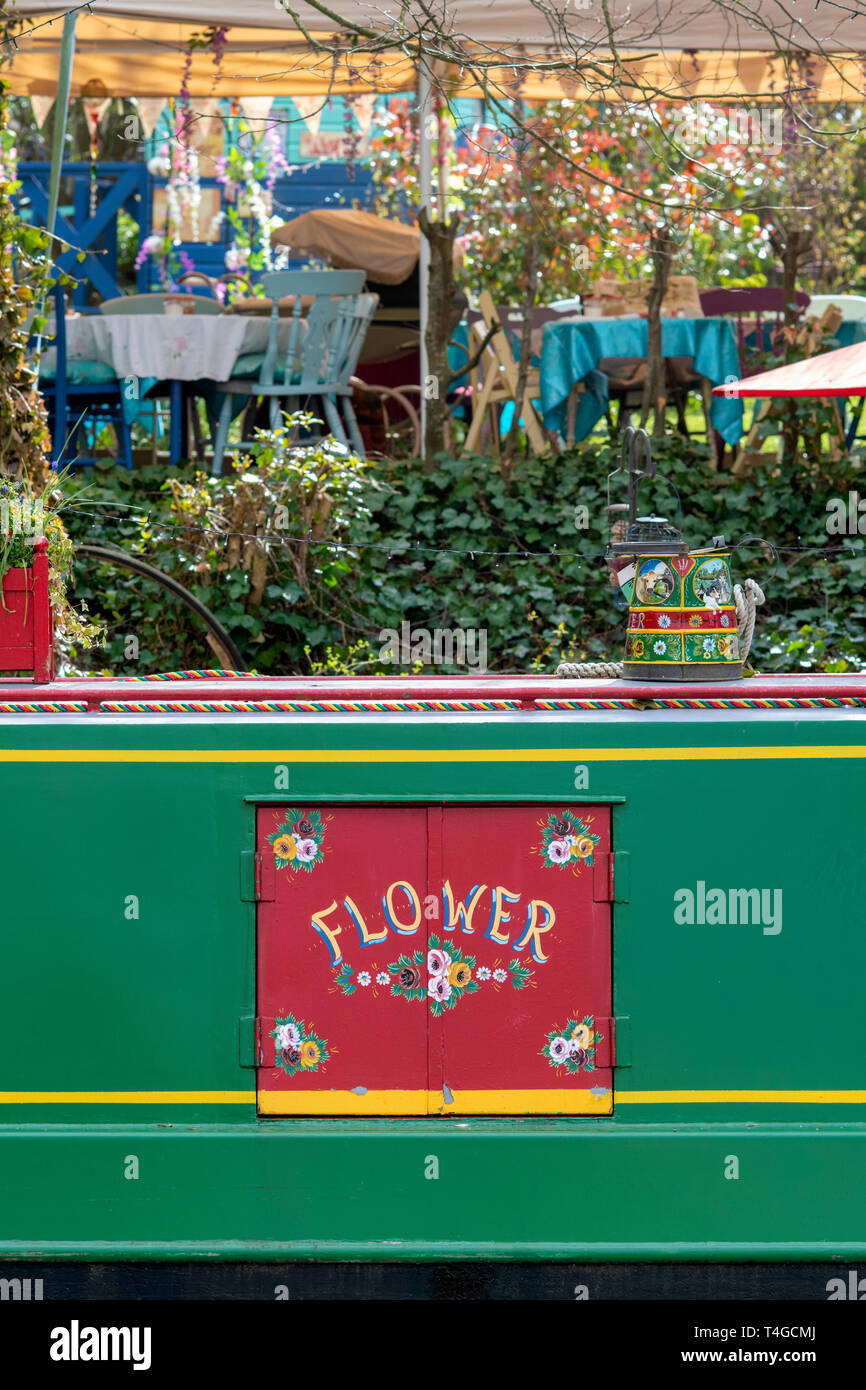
[257,1089,613,1116]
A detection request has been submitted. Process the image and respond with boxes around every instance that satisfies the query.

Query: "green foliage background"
[62,436,866,677]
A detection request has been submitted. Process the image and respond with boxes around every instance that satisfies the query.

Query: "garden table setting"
[540,315,746,445]
[42,312,304,463]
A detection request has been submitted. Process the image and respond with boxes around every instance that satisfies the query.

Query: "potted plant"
[0,474,104,683]
[0,483,53,682]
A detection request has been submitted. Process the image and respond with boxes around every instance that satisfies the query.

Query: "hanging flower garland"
[137,26,228,290]
[213,105,293,301]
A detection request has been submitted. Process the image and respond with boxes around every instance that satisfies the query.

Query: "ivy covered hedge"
[62,434,866,677]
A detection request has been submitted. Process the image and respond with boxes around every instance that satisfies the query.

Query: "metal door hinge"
[594,1017,616,1069]
[593,850,630,903]
[240,850,276,902]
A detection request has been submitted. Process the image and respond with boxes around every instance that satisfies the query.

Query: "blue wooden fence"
[16,160,375,303]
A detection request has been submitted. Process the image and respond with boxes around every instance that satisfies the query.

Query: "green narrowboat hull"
[1,676,864,1260]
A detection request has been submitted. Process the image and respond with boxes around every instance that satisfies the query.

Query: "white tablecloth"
[52,314,296,383]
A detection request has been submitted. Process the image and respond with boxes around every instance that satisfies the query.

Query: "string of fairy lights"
[66,504,866,567]
[0,2,96,51]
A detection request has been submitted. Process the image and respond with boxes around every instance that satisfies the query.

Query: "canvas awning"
[712,342,866,398]
[271,211,420,284]
[8,2,866,98]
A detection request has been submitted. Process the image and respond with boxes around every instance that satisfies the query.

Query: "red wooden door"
[428,805,612,1114]
[256,805,429,1114]
[256,804,612,1116]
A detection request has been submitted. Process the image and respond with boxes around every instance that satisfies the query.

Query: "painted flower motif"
[399,964,421,990]
[547,838,571,864]
[658,614,671,628]
[448,961,472,989]
[376,972,390,986]
[702,636,716,656]
[477,966,491,981]
[428,974,452,1002]
[689,614,701,628]
[572,836,595,859]
[493,967,507,983]
[720,613,730,627]
[272,1012,328,1078]
[276,1022,301,1051]
[552,819,571,837]
[268,808,326,873]
[357,971,371,987]
[653,639,666,655]
[632,638,645,657]
[428,948,452,977]
[543,1012,601,1074]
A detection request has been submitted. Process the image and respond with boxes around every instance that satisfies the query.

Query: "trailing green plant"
[0,468,105,657]
[0,74,56,485]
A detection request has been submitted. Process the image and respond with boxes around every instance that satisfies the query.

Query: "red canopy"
[712,341,866,399]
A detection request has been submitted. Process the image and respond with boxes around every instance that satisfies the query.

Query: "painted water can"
[621,543,742,681]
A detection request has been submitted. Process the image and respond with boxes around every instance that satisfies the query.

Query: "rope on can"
[555,577,766,678]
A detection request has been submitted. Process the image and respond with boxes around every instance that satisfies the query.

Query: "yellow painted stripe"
[1,745,866,764]
[0,1088,861,1107]
[257,1089,613,1115]
[0,1091,255,1104]
[617,1090,866,1104]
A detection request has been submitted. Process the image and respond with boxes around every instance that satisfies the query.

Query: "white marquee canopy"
[8,1,866,98]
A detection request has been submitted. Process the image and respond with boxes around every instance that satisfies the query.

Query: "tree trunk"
[640,226,673,438]
[501,237,540,474]
[418,206,460,467]
[769,223,814,468]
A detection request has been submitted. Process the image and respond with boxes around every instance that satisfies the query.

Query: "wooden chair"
[462,291,548,457]
[38,285,133,468]
[211,270,378,474]
[806,293,866,323]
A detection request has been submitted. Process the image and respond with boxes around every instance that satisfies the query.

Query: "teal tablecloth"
[540,316,744,444]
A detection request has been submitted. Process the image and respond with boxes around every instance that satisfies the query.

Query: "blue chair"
[38,285,133,468]
[211,271,377,475]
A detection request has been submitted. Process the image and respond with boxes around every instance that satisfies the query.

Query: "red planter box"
[0,537,55,682]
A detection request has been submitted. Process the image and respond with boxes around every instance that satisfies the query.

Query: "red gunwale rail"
[1,672,866,713]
